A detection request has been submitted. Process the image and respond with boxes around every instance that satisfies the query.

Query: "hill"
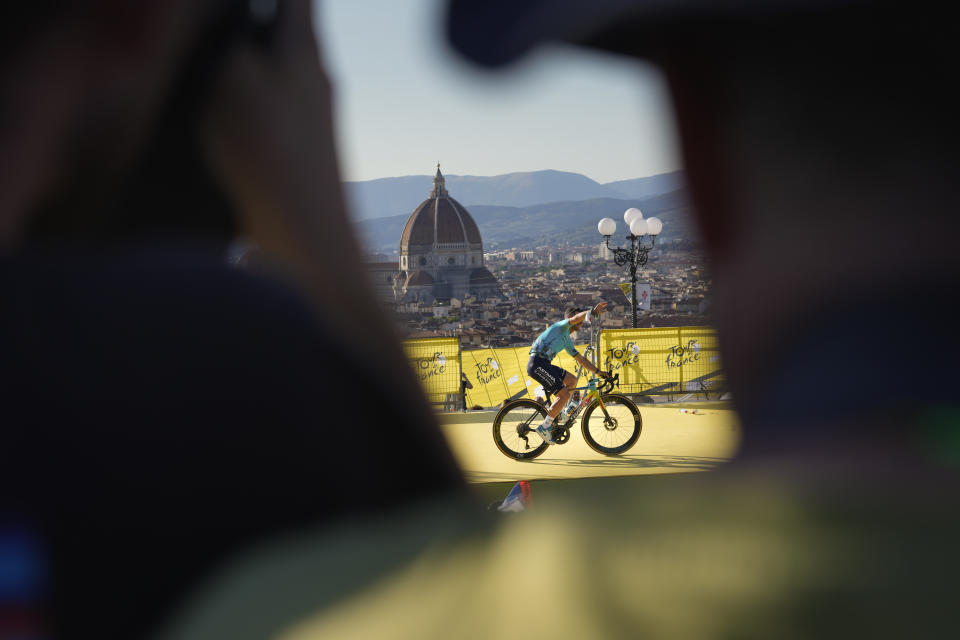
[354,189,696,256]
[603,171,685,200]
[344,169,686,221]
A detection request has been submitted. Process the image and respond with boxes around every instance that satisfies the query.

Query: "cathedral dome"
[400,166,482,250]
[393,165,499,304]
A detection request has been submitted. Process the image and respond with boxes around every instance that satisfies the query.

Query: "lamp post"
[598,208,663,328]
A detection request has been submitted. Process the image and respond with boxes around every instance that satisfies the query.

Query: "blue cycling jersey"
[530,319,579,361]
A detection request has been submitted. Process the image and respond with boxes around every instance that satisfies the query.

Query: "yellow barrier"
[402,337,461,408]
[461,344,587,409]
[598,326,724,397]
[403,327,724,411]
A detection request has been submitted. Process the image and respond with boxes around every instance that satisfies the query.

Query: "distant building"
[396,165,500,304]
[598,242,614,261]
[505,250,535,262]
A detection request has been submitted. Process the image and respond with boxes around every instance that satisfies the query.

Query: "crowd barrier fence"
[401,337,462,410]
[597,326,725,398]
[403,326,724,411]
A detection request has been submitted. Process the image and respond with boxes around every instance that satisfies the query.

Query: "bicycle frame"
[558,375,612,428]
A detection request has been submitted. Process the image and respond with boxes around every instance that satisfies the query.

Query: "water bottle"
[559,399,577,422]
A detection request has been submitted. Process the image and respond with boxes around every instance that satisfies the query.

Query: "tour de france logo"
[602,339,703,371]
[474,357,501,385]
[414,352,447,381]
[665,339,702,369]
[603,342,642,371]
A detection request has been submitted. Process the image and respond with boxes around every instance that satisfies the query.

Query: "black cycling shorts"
[527,356,568,395]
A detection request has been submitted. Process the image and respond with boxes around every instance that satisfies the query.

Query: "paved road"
[437,404,742,484]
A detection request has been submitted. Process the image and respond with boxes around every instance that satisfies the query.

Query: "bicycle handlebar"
[596,372,618,395]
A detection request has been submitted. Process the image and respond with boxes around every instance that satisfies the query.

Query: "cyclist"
[527,302,611,443]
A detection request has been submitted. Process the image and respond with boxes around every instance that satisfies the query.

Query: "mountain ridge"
[355,189,696,256]
[345,169,686,221]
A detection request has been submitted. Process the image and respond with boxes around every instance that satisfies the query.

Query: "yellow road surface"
[438,404,742,484]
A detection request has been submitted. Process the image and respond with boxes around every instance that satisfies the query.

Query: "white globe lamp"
[597,217,616,237]
[629,217,648,237]
[645,217,663,236]
[623,207,643,226]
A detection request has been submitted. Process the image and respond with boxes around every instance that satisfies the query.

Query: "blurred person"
[459,371,472,411]
[146,1,960,638]
[0,1,464,637]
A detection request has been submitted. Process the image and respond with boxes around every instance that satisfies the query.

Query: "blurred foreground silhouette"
[1,1,464,636]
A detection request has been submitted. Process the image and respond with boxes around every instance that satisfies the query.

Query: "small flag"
[619,283,652,310]
[496,481,532,513]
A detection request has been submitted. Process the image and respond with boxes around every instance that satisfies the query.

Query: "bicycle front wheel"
[581,393,641,456]
[492,399,550,460]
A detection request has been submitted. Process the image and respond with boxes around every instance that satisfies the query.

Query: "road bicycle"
[492,371,642,461]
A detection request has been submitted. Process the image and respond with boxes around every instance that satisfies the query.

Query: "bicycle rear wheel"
[581,393,641,455]
[492,399,550,460]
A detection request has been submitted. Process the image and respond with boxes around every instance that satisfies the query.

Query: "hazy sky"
[315,0,681,184]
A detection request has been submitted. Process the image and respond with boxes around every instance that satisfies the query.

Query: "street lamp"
[597,208,663,328]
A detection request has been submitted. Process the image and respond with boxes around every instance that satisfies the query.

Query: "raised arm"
[569,301,609,330]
